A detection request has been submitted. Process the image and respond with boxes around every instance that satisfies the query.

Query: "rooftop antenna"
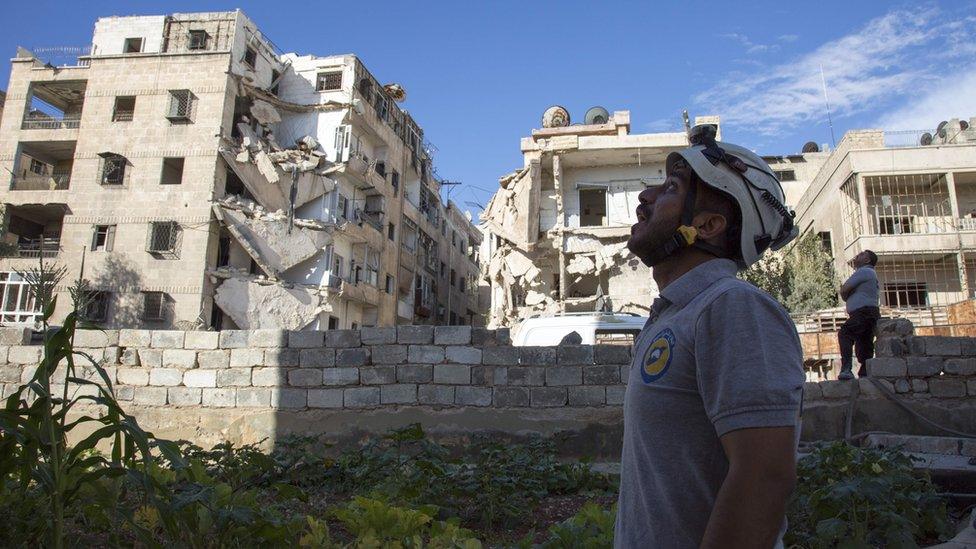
[819,64,836,147]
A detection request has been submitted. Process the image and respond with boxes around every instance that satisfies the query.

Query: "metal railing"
[21,114,81,130]
[112,110,134,122]
[1,237,62,259]
[10,172,70,190]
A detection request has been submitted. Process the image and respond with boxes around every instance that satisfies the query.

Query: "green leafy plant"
[540,502,616,549]
[786,441,951,548]
[332,497,481,548]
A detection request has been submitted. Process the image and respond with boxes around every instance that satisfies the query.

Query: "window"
[385,274,394,294]
[884,282,927,308]
[113,96,136,122]
[452,231,457,246]
[388,222,395,241]
[188,30,208,50]
[450,269,457,287]
[142,291,166,321]
[391,171,400,196]
[332,253,345,279]
[217,236,230,267]
[316,71,343,91]
[775,170,797,182]
[98,153,127,185]
[29,158,47,175]
[166,90,195,121]
[879,215,914,235]
[160,157,185,185]
[327,316,339,330]
[123,38,143,53]
[336,194,349,220]
[147,221,180,256]
[243,47,257,68]
[81,291,110,322]
[0,272,42,324]
[595,329,641,346]
[579,187,608,227]
[91,225,116,252]
[817,231,833,256]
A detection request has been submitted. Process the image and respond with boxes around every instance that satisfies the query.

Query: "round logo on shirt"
[641,328,675,383]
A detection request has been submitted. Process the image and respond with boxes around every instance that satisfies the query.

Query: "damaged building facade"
[0,10,483,331]
[481,108,718,327]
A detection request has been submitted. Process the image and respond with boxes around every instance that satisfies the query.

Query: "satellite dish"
[584,106,610,125]
[542,105,571,128]
[801,141,820,153]
[936,121,948,138]
[961,120,970,131]
[920,132,933,146]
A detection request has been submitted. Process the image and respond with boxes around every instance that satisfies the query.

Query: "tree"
[740,232,838,314]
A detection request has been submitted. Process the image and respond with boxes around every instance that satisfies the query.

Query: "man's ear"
[693,211,727,242]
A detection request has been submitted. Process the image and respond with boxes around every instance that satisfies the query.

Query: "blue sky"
[2,1,974,214]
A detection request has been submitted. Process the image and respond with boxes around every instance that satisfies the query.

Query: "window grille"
[142,291,166,321]
[113,96,136,121]
[99,153,126,185]
[884,282,928,308]
[82,291,109,322]
[243,47,257,68]
[166,90,194,121]
[775,169,797,182]
[146,221,180,256]
[316,71,342,91]
[188,30,209,50]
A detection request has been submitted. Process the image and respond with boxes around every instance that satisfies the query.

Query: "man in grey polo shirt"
[615,126,804,548]
[837,250,881,379]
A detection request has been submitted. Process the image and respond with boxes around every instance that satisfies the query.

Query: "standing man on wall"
[615,125,804,549]
[837,250,880,380]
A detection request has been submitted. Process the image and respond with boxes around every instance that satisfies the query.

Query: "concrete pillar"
[945,173,969,299]
[856,173,871,236]
[957,251,970,301]
[553,154,567,312]
[946,172,960,225]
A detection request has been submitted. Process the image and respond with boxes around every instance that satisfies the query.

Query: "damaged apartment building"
[0,10,483,331]
[481,107,718,327]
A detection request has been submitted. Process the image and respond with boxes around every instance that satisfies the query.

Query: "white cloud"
[719,33,779,55]
[696,7,976,136]
[778,34,799,42]
[875,68,976,131]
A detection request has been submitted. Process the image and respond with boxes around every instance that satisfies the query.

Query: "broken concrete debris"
[213,276,325,330]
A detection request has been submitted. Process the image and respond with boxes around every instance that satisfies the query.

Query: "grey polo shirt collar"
[658,258,739,310]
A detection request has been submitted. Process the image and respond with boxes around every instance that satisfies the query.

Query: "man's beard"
[628,214,680,268]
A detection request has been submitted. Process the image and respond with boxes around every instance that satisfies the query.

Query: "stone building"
[480,107,719,327]
[0,10,483,331]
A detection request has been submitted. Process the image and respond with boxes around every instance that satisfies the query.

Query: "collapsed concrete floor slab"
[213,276,325,330]
[214,204,333,276]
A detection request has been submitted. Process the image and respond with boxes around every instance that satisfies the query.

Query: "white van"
[511,312,649,346]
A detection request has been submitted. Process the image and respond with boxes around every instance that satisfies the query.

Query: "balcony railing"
[358,210,384,232]
[11,172,70,190]
[1,237,62,259]
[112,110,134,122]
[22,115,81,130]
[959,218,976,231]
[326,273,343,289]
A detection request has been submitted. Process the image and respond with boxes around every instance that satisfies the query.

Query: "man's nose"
[638,186,663,205]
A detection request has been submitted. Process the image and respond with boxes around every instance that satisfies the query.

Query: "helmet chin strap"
[643,178,727,266]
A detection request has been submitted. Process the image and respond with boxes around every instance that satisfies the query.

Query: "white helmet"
[664,125,797,269]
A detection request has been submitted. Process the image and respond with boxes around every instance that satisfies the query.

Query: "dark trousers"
[838,307,880,376]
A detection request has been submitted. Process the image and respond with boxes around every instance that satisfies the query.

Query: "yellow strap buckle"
[677,225,698,245]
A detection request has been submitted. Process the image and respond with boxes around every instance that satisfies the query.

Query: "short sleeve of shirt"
[693,285,804,437]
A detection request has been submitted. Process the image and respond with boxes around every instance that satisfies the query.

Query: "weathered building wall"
[2,322,975,457]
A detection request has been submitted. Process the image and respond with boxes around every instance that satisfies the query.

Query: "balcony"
[10,171,70,191]
[11,141,76,192]
[1,204,67,261]
[21,114,81,130]
[21,80,87,133]
[3,237,61,259]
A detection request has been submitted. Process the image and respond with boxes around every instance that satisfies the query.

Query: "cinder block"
[0,366,22,383]
[606,385,627,405]
[168,387,202,405]
[397,364,433,383]
[558,346,595,365]
[924,337,963,356]
[308,388,343,408]
[907,357,943,377]
[583,365,620,385]
[875,337,907,357]
[471,327,494,346]
[149,368,182,386]
[433,364,471,384]
[508,366,545,386]
[134,387,168,405]
[866,358,906,377]
[397,325,433,344]
[150,331,185,349]
[249,330,287,348]
[455,386,491,406]
[325,330,361,348]
[483,346,518,365]
[183,370,217,388]
[361,327,397,345]
[530,387,567,407]
[237,387,271,407]
[929,378,967,398]
[620,364,631,384]
[300,348,335,368]
[943,358,976,376]
[197,350,230,369]
[821,380,857,399]
[496,328,511,345]
[74,329,119,347]
[251,368,286,386]
[230,348,264,367]
[119,329,152,347]
[546,366,582,386]
[907,336,926,355]
[381,384,418,404]
[336,348,370,367]
[803,382,823,400]
[120,348,140,366]
[216,368,251,387]
[19,365,37,384]
[0,327,30,345]
[372,345,408,364]
[323,367,359,386]
[568,386,606,406]
[8,346,42,364]
[265,349,300,367]
[288,368,323,387]
[434,326,471,345]
[115,385,135,401]
[519,347,556,366]
[472,365,506,386]
[137,349,162,368]
[360,366,396,385]
[202,388,236,407]
[969,379,976,396]
[595,345,631,364]
[344,387,380,408]
[272,388,307,409]
[184,331,219,350]
[409,345,445,364]
[219,330,250,349]
[117,368,149,386]
[288,330,324,348]
[493,386,529,407]
[446,346,481,364]
[418,384,454,405]
[162,349,197,368]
